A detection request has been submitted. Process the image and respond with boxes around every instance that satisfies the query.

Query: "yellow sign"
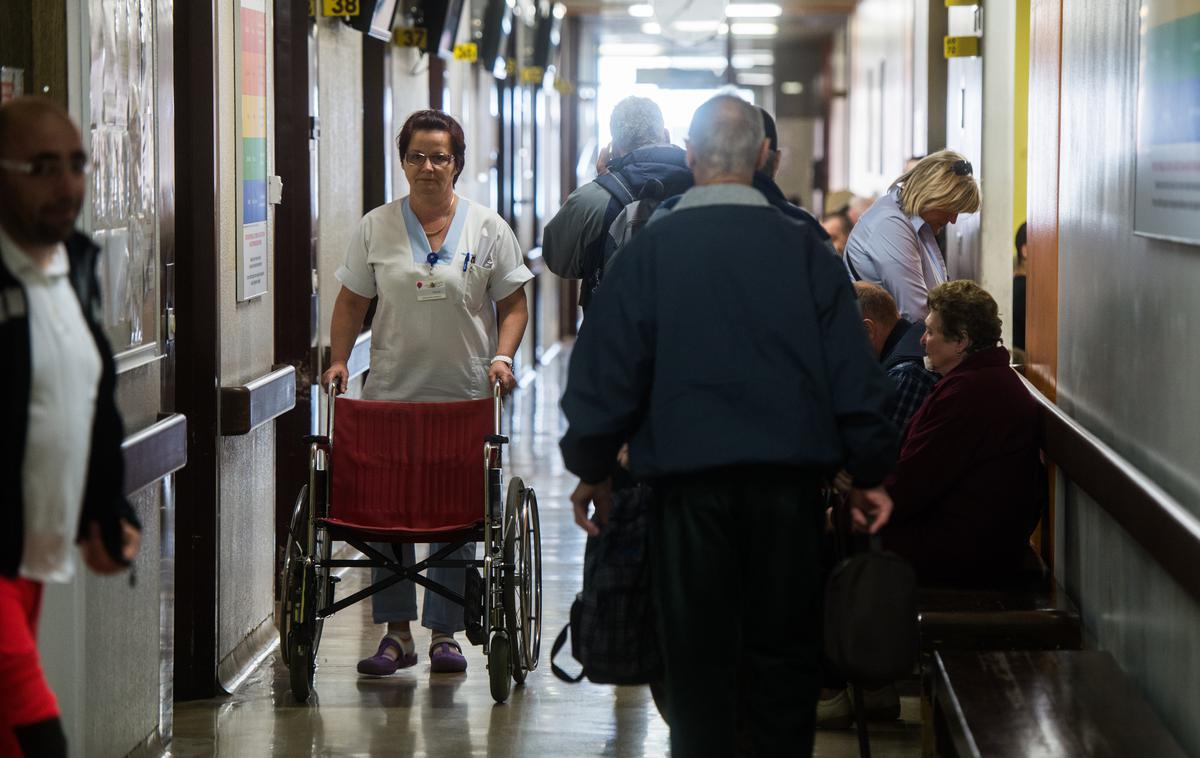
[520,66,545,85]
[944,35,980,58]
[394,27,429,48]
[553,76,574,95]
[506,58,518,78]
[322,0,361,16]
[309,0,316,17]
[944,0,978,5]
[453,43,478,62]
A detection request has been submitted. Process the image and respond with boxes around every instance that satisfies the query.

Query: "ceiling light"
[781,80,804,95]
[725,3,781,17]
[641,21,662,34]
[729,21,777,36]
[731,51,774,68]
[671,19,723,32]
[599,42,665,56]
[736,72,774,86]
[627,3,654,17]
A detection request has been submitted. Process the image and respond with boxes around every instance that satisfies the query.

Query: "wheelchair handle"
[326,377,340,440]
[493,380,502,434]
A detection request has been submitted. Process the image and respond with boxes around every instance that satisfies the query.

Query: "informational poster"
[1134,0,1200,245]
[238,0,269,300]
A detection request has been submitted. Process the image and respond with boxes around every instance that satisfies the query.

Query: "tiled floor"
[171,355,922,757]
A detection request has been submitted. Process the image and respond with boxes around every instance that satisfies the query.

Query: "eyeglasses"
[403,151,455,168]
[0,154,91,178]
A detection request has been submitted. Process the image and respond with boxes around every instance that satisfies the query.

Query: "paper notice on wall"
[237,0,269,300]
[1134,2,1200,245]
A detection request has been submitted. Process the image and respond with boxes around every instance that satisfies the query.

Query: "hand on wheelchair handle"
[322,362,349,394]
[488,360,517,396]
[571,478,614,537]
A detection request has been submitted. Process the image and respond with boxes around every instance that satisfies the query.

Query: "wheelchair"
[279,381,542,704]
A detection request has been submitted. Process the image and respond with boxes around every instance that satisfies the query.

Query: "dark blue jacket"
[580,145,693,309]
[752,172,830,241]
[1,232,139,576]
[561,198,898,486]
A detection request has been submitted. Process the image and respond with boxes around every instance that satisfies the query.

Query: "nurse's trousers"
[369,541,476,633]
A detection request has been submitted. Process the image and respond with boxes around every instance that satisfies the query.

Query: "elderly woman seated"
[881,280,1043,585]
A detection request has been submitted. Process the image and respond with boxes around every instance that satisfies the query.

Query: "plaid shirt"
[887,360,938,435]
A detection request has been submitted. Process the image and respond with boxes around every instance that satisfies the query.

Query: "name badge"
[416,278,447,301]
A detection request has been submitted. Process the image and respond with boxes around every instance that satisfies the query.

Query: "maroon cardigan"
[881,346,1043,584]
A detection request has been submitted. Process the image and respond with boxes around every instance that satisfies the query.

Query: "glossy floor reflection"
[171,354,922,757]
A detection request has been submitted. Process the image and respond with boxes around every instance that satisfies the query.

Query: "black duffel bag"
[823,531,918,682]
[551,484,661,685]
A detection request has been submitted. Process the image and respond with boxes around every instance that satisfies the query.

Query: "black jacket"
[560,198,898,487]
[881,319,926,371]
[752,172,830,240]
[1,231,139,577]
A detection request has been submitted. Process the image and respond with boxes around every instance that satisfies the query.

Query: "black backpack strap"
[594,171,636,206]
[550,623,585,683]
[845,251,864,282]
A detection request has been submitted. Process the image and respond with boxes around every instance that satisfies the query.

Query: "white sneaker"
[815,689,854,729]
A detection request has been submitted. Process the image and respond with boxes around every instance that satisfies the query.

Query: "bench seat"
[930,650,1187,758]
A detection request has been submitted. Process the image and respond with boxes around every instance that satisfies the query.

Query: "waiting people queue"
[1,91,1035,758]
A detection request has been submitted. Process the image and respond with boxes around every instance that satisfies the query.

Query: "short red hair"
[396,110,466,184]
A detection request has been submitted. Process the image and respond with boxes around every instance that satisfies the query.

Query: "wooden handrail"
[1022,374,1200,604]
[220,365,297,436]
[122,413,188,497]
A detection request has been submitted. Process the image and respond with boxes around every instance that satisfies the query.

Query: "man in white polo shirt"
[0,97,141,758]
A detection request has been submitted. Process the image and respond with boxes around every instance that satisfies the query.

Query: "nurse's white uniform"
[335,193,533,633]
[336,193,533,403]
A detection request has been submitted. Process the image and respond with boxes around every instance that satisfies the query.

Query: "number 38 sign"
[322,0,361,15]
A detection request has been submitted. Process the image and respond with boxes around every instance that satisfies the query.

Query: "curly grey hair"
[610,96,666,155]
[686,94,764,179]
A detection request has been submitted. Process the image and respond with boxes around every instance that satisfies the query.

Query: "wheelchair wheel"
[279,485,308,665]
[488,631,512,703]
[288,621,315,702]
[503,480,542,683]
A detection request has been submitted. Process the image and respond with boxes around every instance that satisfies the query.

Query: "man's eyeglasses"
[403,151,455,168]
[0,154,91,178]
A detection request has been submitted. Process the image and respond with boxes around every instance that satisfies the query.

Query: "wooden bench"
[917,547,1082,653]
[929,650,1187,757]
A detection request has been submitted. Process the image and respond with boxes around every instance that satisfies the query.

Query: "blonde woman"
[843,150,980,320]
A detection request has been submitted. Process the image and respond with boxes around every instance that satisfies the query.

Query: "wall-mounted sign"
[520,66,545,85]
[393,26,428,48]
[238,0,269,301]
[1134,0,1200,245]
[322,0,361,15]
[453,43,478,62]
[553,76,573,95]
[944,0,978,6]
[944,35,979,58]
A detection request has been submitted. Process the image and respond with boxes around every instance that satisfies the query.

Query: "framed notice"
[237,0,270,299]
[1134,0,1200,245]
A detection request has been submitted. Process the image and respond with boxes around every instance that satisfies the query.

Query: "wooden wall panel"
[1026,0,1061,399]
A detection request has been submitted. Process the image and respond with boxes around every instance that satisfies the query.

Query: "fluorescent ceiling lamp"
[671,19,724,32]
[731,51,774,67]
[635,55,728,69]
[736,72,774,86]
[599,42,665,56]
[641,21,662,34]
[554,2,567,18]
[627,3,655,17]
[780,80,804,95]
[729,21,777,36]
[725,3,781,17]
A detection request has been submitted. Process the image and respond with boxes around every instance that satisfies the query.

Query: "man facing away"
[541,95,692,309]
[559,94,898,758]
[0,97,141,757]
[855,281,940,433]
[752,106,837,256]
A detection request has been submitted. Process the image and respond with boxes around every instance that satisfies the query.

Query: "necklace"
[420,195,456,240]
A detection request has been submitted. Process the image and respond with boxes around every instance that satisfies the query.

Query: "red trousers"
[0,577,59,756]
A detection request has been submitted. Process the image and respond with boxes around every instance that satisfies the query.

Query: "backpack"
[550,484,661,685]
[579,172,667,308]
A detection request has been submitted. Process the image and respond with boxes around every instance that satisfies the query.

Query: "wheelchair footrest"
[486,434,509,445]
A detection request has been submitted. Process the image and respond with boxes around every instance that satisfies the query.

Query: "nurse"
[321,109,533,676]
[842,150,980,321]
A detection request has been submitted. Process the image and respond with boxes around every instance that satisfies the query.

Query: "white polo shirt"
[1,231,103,583]
[335,195,533,402]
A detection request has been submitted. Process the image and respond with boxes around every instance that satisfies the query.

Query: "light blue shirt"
[843,187,947,321]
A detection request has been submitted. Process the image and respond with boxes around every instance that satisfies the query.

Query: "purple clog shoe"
[357,637,417,676]
[429,640,468,673]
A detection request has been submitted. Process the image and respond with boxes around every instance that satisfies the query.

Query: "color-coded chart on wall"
[239,0,269,300]
[1135,0,1200,245]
